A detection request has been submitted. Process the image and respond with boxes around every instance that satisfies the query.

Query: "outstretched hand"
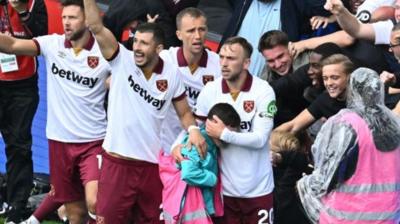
[324,0,345,15]
[187,128,207,159]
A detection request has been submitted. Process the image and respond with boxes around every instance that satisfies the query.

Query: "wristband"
[188,125,200,133]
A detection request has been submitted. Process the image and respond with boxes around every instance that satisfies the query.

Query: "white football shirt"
[103,44,185,163]
[194,73,276,197]
[159,47,221,152]
[34,34,110,142]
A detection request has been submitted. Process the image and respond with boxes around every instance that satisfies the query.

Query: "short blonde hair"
[270,130,300,153]
[320,53,354,75]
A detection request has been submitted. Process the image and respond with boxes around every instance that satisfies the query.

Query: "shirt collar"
[153,57,164,74]
[177,47,208,67]
[64,33,95,50]
[222,71,253,93]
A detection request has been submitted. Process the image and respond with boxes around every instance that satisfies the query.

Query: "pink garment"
[319,112,400,224]
[159,151,223,224]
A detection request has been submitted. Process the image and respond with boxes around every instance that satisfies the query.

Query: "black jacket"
[103,0,179,48]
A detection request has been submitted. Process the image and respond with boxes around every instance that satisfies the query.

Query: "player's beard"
[135,51,158,70]
[225,71,241,82]
[67,27,86,41]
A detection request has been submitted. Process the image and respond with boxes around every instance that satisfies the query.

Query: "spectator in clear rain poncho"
[297,67,400,224]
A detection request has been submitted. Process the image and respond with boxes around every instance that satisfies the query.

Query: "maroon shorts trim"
[213,193,274,224]
[96,153,163,224]
[48,139,103,203]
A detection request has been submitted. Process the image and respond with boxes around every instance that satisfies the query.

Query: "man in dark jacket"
[0,0,47,222]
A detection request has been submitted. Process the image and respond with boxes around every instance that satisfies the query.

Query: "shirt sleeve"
[172,68,186,100]
[356,0,395,14]
[107,43,124,65]
[194,82,214,120]
[307,92,327,120]
[372,20,393,45]
[296,117,357,223]
[220,85,276,148]
[33,35,54,57]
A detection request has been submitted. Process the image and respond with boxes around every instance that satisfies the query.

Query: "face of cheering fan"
[261,45,293,76]
[322,63,350,99]
[307,52,324,88]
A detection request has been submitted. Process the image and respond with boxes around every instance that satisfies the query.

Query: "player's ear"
[176,30,182,41]
[243,58,251,70]
[156,44,164,54]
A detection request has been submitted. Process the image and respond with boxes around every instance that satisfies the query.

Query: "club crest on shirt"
[202,75,214,85]
[156,79,168,92]
[87,56,99,69]
[243,100,254,113]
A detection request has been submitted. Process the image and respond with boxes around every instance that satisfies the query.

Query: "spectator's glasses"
[390,42,400,50]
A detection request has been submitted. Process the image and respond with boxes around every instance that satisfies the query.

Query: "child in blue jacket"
[160,103,241,223]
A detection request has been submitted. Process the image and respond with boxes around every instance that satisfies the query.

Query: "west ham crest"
[243,100,255,113]
[87,56,99,69]
[202,75,214,85]
[156,79,168,92]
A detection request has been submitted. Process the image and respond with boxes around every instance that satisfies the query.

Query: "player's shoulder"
[253,75,273,90]
[35,33,62,43]
[205,48,220,60]
[159,58,181,79]
[204,76,222,89]
[160,47,179,60]
[250,76,275,100]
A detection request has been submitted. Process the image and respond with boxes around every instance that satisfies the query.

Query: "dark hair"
[60,0,84,8]
[207,103,241,129]
[222,36,253,59]
[136,23,165,46]
[313,42,343,60]
[258,30,289,52]
[176,7,207,30]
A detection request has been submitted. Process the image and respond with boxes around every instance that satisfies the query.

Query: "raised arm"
[289,30,354,58]
[0,34,38,56]
[83,0,118,59]
[324,0,375,42]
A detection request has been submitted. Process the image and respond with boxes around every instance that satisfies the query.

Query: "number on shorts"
[96,154,102,169]
[258,208,273,224]
[159,203,164,220]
